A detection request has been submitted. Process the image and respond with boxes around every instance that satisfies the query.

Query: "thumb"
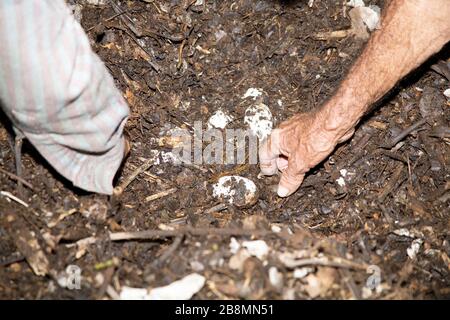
[277,164,305,197]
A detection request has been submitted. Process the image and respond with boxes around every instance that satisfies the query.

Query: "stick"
[382,118,427,149]
[280,256,368,270]
[0,167,35,190]
[109,1,161,72]
[14,135,24,197]
[378,163,405,202]
[86,11,127,32]
[0,191,29,207]
[116,154,158,194]
[127,163,169,184]
[67,227,272,250]
[0,251,25,267]
[124,30,162,72]
[314,29,350,40]
[204,203,228,214]
[145,187,177,202]
[151,235,184,267]
[109,226,271,241]
[109,0,142,37]
[177,39,186,70]
[339,269,362,299]
[3,213,49,276]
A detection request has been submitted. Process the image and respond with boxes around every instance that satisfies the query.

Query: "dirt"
[0,0,449,300]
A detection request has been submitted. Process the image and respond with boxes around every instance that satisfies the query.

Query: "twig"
[86,11,127,32]
[0,251,25,267]
[181,161,209,173]
[3,213,49,276]
[110,155,158,206]
[204,203,228,214]
[314,29,350,40]
[0,167,35,190]
[145,187,177,202]
[14,135,24,197]
[280,255,368,270]
[379,204,395,226]
[255,36,286,66]
[109,226,271,241]
[117,154,159,194]
[419,131,443,172]
[382,118,428,149]
[124,30,161,72]
[66,236,96,249]
[378,163,405,202]
[109,0,142,37]
[67,227,272,251]
[109,1,161,72]
[0,191,29,207]
[141,29,186,43]
[151,235,184,267]
[348,133,372,166]
[127,163,169,185]
[377,150,407,163]
[177,39,186,69]
[339,269,362,299]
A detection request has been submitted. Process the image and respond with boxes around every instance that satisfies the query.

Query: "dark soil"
[0,0,449,299]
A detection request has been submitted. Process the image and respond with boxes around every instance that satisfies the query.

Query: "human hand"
[259,111,354,197]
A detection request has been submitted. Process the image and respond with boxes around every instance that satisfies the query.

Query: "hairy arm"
[260,0,450,197]
[322,0,450,143]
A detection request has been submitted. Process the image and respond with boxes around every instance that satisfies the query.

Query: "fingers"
[277,165,305,197]
[259,129,283,176]
[276,156,288,171]
[259,126,306,197]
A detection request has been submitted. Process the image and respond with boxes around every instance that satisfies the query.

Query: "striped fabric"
[0,0,130,194]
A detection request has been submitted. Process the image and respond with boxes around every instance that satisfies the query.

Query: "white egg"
[242,87,263,100]
[212,175,258,208]
[244,103,273,140]
[207,109,233,129]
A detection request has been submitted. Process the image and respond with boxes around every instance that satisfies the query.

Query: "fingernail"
[260,166,277,176]
[277,185,290,197]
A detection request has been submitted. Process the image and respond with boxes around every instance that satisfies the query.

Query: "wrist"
[315,105,348,146]
[317,88,367,144]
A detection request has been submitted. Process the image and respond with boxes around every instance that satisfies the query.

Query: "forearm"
[320,0,450,142]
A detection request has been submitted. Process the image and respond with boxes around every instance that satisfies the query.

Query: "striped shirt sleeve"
[0,0,130,194]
